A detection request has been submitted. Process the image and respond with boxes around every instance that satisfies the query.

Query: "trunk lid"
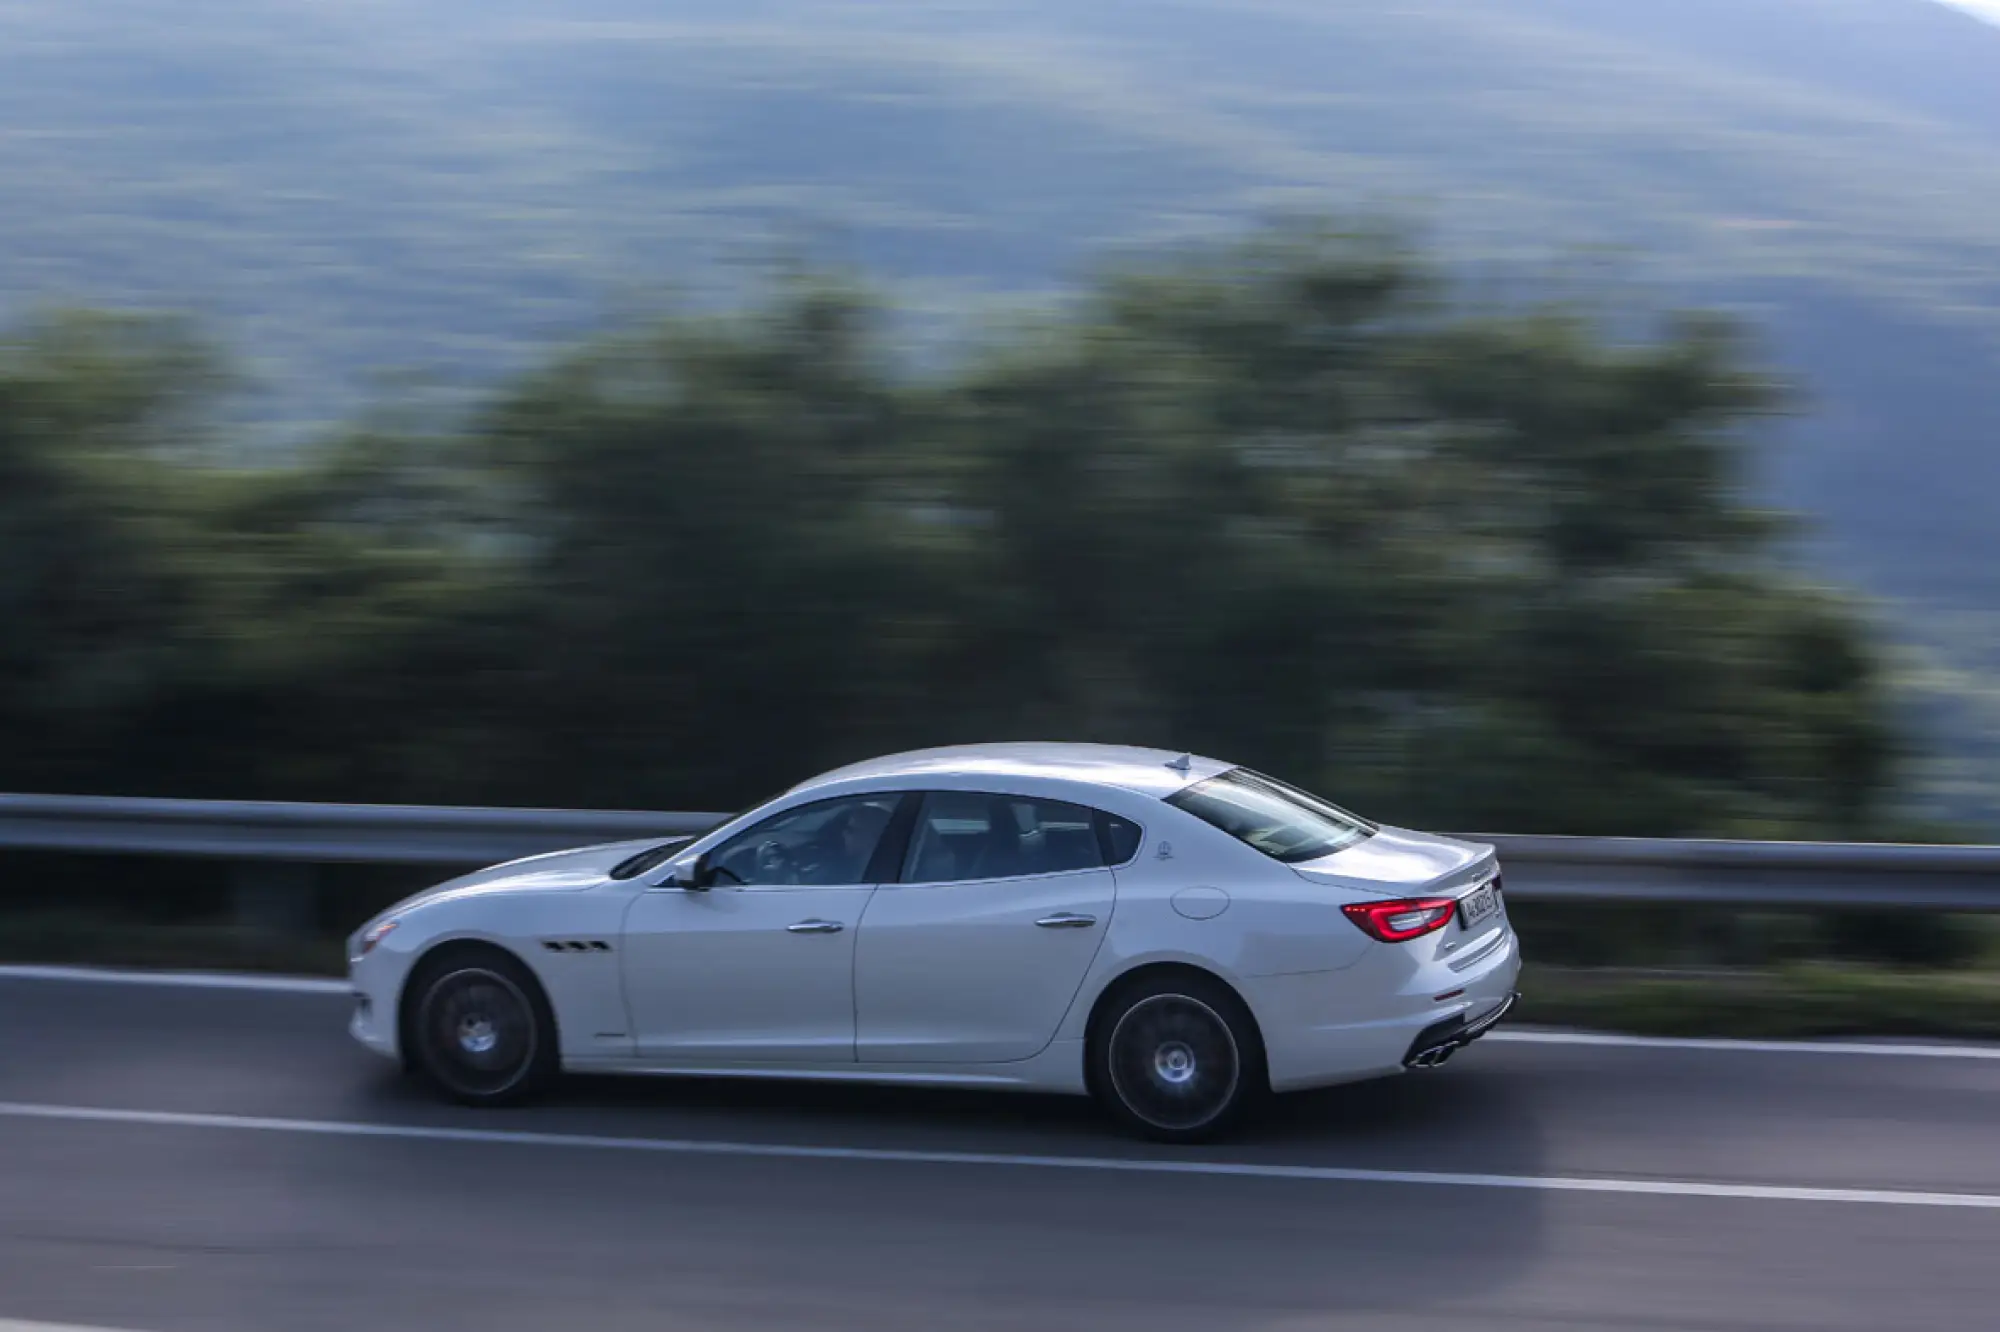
[1290,825,1497,897]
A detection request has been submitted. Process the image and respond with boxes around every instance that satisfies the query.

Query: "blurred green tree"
[0,221,1901,837]
[0,311,499,801]
[0,313,224,792]
[879,223,1895,835]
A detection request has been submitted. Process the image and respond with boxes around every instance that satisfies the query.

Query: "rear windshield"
[1165,768,1376,864]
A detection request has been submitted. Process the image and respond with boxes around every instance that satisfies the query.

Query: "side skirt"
[563,1039,1088,1096]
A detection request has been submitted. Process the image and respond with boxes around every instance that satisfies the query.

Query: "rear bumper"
[1246,925,1522,1093]
[1402,990,1517,1068]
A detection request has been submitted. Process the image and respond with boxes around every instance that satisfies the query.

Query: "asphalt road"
[1,972,1998,1332]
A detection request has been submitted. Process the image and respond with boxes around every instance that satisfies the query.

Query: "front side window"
[902,792,1108,883]
[705,794,901,886]
[1165,768,1375,864]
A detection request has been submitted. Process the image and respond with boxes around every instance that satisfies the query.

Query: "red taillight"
[1342,896,1459,943]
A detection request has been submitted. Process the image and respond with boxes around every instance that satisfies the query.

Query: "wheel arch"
[395,936,561,1072]
[1080,959,1270,1093]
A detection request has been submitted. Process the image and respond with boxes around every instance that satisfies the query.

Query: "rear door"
[854,791,1115,1063]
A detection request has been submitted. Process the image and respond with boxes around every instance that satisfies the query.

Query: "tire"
[403,948,558,1107]
[1089,972,1265,1144]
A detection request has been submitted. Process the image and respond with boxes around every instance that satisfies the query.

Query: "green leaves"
[0,220,1907,835]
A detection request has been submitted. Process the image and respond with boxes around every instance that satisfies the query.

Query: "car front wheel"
[406,952,557,1107]
[1091,974,1264,1143]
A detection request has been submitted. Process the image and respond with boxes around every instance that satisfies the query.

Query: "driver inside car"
[789,800,894,884]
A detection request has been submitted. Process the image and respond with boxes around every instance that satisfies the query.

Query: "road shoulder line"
[4,1099,1998,1209]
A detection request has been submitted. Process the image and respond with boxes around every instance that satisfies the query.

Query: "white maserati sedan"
[347,743,1520,1141]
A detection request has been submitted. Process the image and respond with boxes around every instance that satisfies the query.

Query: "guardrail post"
[231,862,317,934]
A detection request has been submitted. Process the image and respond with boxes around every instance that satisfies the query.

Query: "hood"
[396,836,687,910]
[1289,825,1495,897]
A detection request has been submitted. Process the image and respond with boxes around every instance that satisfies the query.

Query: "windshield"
[1165,768,1376,863]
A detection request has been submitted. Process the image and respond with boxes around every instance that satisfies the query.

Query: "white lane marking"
[0,964,347,994]
[0,1322,155,1332]
[1488,1030,2000,1060]
[6,966,2000,1061]
[3,1101,1999,1211]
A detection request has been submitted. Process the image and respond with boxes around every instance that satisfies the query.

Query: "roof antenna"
[1164,752,1192,774]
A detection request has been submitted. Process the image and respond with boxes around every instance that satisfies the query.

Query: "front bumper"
[346,953,402,1062]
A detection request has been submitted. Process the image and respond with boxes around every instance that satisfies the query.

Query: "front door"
[855,791,1116,1063]
[620,792,905,1062]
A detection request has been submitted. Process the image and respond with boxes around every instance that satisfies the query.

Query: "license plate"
[1457,883,1499,930]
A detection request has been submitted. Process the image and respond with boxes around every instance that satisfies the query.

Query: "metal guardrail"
[1476,834,2000,911]
[0,793,721,867]
[3,793,1998,913]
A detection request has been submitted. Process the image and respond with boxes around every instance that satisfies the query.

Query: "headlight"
[352,918,399,960]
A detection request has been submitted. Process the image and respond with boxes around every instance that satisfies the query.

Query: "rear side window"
[902,792,1109,883]
[1165,768,1375,864]
[1096,812,1142,866]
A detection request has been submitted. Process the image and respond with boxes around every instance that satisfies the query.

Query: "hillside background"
[4,0,1999,826]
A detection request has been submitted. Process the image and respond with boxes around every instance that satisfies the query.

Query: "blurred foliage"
[0,222,1904,838]
[6,0,2000,828]
[1519,960,2000,1040]
[1508,902,1990,970]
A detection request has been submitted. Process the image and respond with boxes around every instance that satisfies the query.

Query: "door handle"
[786,919,845,934]
[1035,913,1097,929]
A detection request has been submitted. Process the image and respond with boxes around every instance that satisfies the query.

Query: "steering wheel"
[753,839,797,883]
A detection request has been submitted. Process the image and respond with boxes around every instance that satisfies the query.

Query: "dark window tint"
[1165,768,1374,864]
[609,838,694,881]
[903,792,1107,883]
[1097,813,1143,865]
[706,794,902,886]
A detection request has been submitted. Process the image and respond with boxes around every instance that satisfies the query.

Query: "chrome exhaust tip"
[1402,990,1520,1070]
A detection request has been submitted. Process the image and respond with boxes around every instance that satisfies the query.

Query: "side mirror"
[677,854,713,892]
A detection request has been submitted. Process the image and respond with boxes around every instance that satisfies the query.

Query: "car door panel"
[855,867,1116,1063]
[620,885,873,1061]
[616,791,908,1064]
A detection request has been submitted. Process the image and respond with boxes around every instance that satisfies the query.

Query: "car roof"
[790,743,1235,801]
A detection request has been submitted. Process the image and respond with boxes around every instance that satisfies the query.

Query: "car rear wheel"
[406,951,557,1107]
[1091,974,1264,1143]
